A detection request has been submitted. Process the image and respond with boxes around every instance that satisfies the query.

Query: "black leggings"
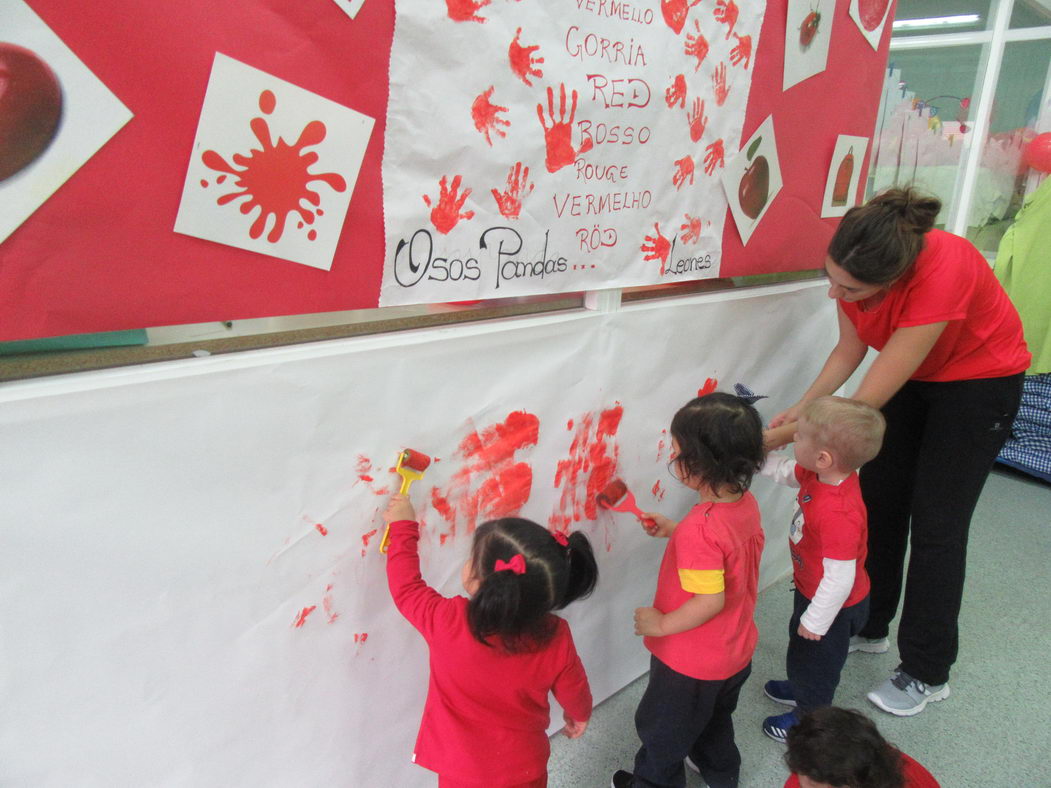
[858,373,1023,685]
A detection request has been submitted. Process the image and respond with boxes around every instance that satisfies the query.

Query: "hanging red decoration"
[1023,132,1051,173]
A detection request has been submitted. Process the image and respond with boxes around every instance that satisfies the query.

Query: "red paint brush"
[380,448,432,554]
[596,479,655,530]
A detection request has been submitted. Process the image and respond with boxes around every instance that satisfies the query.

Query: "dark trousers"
[858,374,1023,686]
[786,590,869,712]
[632,655,751,788]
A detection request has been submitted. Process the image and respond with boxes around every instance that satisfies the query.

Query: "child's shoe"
[849,635,890,653]
[762,710,799,743]
[763,679,797,706]
[611,769,634,788]
[867,668,950,716]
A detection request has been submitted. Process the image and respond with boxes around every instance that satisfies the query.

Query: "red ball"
[1024,132,1051,173]
[0,42,63,182]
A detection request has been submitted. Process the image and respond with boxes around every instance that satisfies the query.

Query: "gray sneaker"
[849,635,890,653]
[867,669,950,716]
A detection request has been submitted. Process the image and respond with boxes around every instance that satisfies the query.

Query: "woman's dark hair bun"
[869,187,941,235]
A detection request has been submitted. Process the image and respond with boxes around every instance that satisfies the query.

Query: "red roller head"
[596,479,628,508]
[400,449,432,472]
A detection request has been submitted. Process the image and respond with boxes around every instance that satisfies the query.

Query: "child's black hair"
[785,707,905,788]
[670,392,765,495]
[466,518,598,653]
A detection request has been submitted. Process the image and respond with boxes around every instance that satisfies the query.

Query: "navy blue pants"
[786,590,869,712]
[632,655,751,788]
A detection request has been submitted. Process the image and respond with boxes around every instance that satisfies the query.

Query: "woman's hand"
[640,512,677,538]
[769,402,803,428]
[384,494,416,524]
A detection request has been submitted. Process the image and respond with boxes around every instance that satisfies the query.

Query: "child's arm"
[798,558,855,640]
[759,453,801,488]
[634,592,725,637]
[384,495,445,638]
[551,625,592,738]
[639,511,677,538]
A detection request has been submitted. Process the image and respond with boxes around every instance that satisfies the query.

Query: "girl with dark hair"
[612,392,766,788]
[384,493,598,788]
[766,187,1030,717]
[784,707,939,787]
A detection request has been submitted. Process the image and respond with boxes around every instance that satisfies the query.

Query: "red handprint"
[713,0,739,39]
[665,74,687,109]
[490,161,534,219]
[423,175,475,234]
[472,86,510,146]
[641,222,672,274]
[680,214,704,244]
[712,62,730,106]
[536,83,593,173]
[684,20,710,72]
[446,0,490,23]
[687,97,708,143]
[703,139,725,175]
[660,0,702,35]
[730,33,752,69]
[509,28,544,86]
[672,156,696,190]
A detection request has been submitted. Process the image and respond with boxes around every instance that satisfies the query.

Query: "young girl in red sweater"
[384,495,598,788]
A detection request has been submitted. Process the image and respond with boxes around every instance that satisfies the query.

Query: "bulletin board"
[0,0,894,341]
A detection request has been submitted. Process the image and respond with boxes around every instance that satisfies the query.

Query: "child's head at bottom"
[785,707,905,788]
[465,518,598,653]
[670,391,765,496]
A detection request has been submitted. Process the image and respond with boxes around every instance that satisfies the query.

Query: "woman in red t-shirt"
[767,188,1029,717]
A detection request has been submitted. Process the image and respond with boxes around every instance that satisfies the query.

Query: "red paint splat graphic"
[292,605,317,628]
[537,84,593,173]
[315,523,328,536]
[698,377,719,397]
[652,480,666,501]
[550,405,624,537]
[704,139,725,175]
[431,412,540,540]
[684,21,710,71]
[471,86,510,146]
[509,28,544,86]
[491,162,534,219]
[661,0,702,34]
[446,0,490,23]
[641,223,672,274]
[673,156,695,190]
[713,63,730,106]
[200,90,346,244]
[360,528,378,558]
[665,74,687,108]
[423,175,475,235]
[714,0,739,39]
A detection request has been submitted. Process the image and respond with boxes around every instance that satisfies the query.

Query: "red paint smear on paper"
[322,585,339,623]
[360,528,378,557]
[698,377,719,397]
[652,480,666,501]
[550,404,624,540]
[315,523,328,536]
[430,411,540,540]
[292,606,316,628]
[354,632,370,644]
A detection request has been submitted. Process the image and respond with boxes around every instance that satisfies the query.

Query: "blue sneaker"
[762,710,799,743]
[763,679,797,706]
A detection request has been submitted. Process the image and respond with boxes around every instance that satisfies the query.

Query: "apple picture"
[738,136,769,219]
[800,10,821,48]
[858,0,891,31]
[0,42,63,182]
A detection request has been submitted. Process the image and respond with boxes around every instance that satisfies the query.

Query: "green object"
[994,178,1051,374]
[0,329,148,356]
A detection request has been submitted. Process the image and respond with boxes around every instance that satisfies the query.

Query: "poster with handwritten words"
[381,0,767,305]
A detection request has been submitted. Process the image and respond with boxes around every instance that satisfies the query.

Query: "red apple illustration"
[800,11,821,47]
[858,0,891,31]
[738,136,769,220]
[0,42,63,182]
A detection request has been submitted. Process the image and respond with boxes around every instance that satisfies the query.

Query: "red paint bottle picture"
[831,147,854,207]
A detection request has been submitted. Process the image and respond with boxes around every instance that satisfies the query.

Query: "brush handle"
[381,475,418,553]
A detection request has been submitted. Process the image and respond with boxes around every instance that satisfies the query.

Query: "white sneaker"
[849,635,889,654]
[867,669,950,716]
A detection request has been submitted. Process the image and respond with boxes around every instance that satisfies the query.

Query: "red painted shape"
[471,86,510,146]
[292,605,316,628]
[201,92,346,244]
[508,27,543,87]
[536,83,593,173]
[698,377,719,397]
[446,0,490,23]
[551,404,624,534]
[423,174,475,235]
[315,523,328,536]
[652,480,666,501]
[322,587,339,623]
[359,474,374,483]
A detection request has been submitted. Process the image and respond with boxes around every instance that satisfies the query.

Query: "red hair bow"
[552,531,569,547]
[494,554,526,575]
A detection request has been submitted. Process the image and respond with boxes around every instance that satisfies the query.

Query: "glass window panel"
[892,0,994,37]
[866,46,984,225]
[967,39,1051,254]
[1010,0,1051,29]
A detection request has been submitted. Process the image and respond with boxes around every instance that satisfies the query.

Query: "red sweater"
[386,521,592,785]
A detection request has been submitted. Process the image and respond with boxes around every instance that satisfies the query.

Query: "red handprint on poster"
[672,156,695,189]
[508,28,544,86]
[490,162,534,219]
[712,63,730,106]
[684,21,710,71]
[446,0,490,23]
[704,139,725,174]
[680,214,704,243]
[660,0,703,35]
[423,175,475,234]
[641,222,672,274]
[687,97,708,142]
[537,83,593,173]
[471,86,510,146]
[713,0,739,39]
[665,74,687,108]
[730,33,752,69]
